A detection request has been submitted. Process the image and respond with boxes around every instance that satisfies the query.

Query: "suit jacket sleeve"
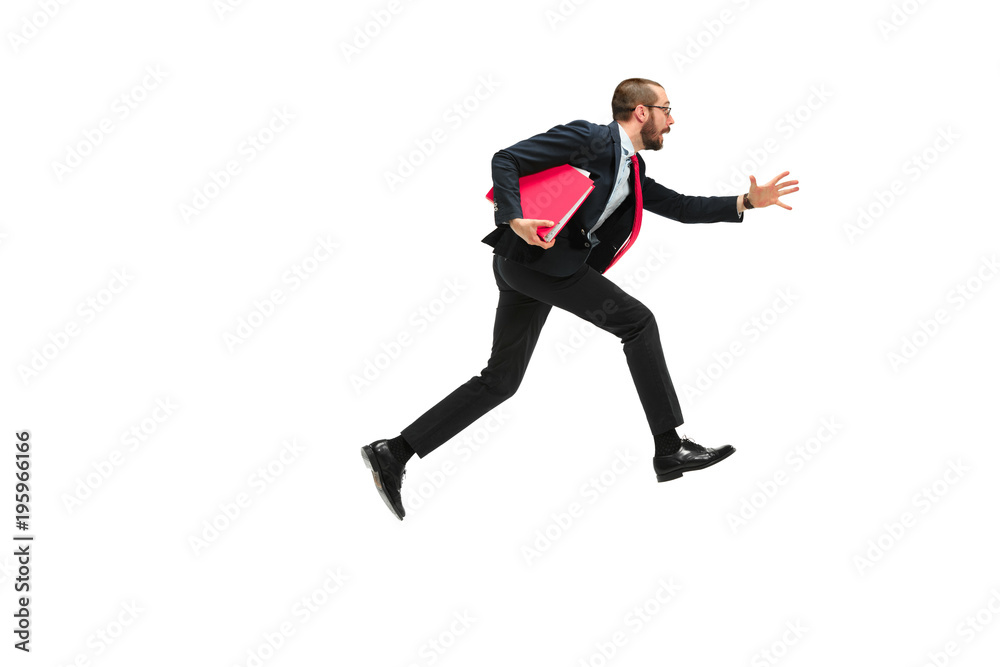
[641,174,744,224]
[490,120,596,227]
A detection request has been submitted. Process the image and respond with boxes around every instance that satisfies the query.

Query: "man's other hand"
[748,171,799,210]
[509,218,556,249]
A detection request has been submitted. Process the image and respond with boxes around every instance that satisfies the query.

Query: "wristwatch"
[742,192,754,210]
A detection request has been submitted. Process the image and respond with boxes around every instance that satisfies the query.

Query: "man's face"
[639,88,673,151]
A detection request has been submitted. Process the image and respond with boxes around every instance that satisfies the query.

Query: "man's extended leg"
[362,255,552,519]
[399,255,553,457]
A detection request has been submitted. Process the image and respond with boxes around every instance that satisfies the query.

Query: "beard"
[640,115,668,150]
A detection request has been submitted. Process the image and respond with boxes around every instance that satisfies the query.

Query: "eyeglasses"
[634,105,671,116]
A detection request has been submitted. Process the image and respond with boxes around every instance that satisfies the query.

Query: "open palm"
[749,171,799,210]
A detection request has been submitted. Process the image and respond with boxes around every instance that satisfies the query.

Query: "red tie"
[604,154,642,273]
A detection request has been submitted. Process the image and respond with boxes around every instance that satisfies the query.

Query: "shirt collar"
[616,122,635,158]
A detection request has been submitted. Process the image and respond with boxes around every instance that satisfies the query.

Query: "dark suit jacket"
[481,119,743,277]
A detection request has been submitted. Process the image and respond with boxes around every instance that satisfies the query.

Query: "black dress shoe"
[652,438,735,482]
[361,440,406,520]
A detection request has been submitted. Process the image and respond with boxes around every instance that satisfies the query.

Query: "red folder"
[486,164,594,242]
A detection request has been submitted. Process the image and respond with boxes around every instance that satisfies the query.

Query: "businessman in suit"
[362,77,798,520]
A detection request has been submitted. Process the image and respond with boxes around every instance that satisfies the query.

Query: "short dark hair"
[611,78,664,122]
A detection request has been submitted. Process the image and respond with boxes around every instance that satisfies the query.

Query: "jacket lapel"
[588,120,620,220]
[607,119,622,191]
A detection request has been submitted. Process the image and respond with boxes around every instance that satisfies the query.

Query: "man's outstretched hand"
[509,218,556,249]
[749,171,799,210]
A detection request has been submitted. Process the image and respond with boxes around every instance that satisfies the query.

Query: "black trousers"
[401,254,684,457]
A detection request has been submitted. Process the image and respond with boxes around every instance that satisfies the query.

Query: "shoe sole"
[656,447,736,483]
[361,446,404,520]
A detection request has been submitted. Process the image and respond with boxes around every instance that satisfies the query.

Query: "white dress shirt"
[588,122,635,243]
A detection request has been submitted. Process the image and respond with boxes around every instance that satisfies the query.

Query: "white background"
[2,0,999,665]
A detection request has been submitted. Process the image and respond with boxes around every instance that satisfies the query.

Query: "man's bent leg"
[497,257,682,434]
[401,256,552,457]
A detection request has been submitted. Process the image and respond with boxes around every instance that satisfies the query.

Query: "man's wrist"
[742,192,754,210]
